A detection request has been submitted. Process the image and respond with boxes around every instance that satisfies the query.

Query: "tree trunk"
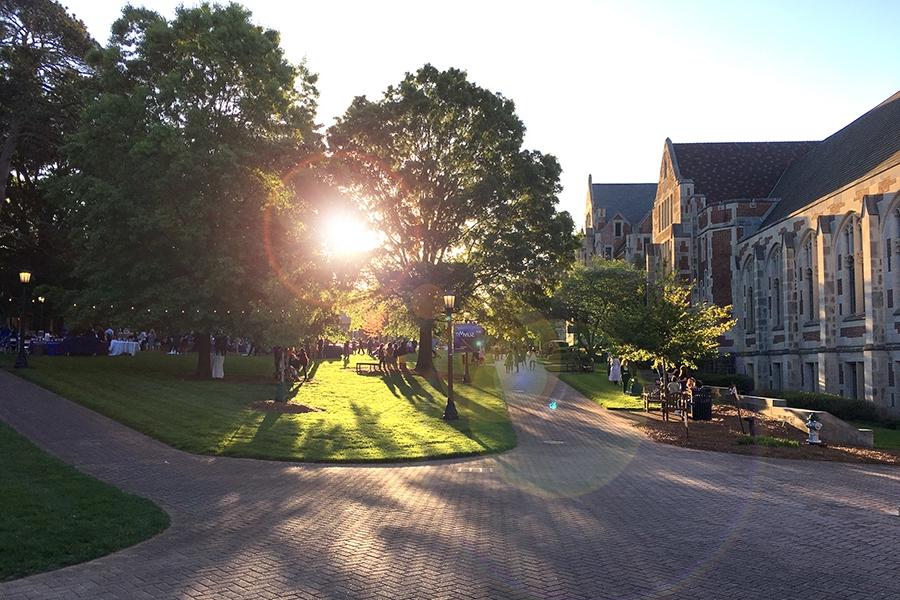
[196,332,212,379]
[0,115,25,221]
[415,318,434,374]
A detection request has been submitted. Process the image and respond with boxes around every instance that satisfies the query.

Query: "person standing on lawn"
[212,334,227,379]
[298,347,310,380]
[621,360,631,394]
[608,357,622,385]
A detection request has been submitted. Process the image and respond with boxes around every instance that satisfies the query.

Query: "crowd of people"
[496,346,537,373]
[273,337,421,382]
[609,356,704,400]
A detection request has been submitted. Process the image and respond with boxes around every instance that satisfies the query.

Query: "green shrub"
[696,372,755,393]
[774,391,882,423]
[736,435,800,448]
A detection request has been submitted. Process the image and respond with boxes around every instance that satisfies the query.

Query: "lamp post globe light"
[14,270,32,369]
[442,293,458,420]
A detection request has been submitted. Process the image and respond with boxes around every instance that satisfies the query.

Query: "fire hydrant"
[805,413,823,445]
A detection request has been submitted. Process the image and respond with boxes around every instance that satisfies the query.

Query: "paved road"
[1,364,898,600]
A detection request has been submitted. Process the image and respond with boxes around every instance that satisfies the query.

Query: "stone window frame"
[741,256,756,333]
[766,244,784,331]
[836,213,865,319]
[796,230,819,324]
[880,201,900,312]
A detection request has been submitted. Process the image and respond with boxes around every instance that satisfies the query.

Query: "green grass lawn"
[2,352,515,462]
[851,422,900,450]
[0,422,169,582]
[544,362,645,410]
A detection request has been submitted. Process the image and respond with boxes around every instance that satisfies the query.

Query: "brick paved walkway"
[1,364,898,600]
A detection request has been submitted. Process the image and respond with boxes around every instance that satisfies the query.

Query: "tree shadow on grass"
[251,412,281,443]
[306,360,323,380]
[392,371,503,452]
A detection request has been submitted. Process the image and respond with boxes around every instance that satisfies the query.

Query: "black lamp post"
[14,270,32,369]
[442,292,458,420]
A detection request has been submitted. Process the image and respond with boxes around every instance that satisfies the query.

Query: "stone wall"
[730,162,900,416]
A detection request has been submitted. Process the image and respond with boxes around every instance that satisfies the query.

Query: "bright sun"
[321,213,381,256]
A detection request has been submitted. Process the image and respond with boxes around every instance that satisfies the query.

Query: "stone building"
[636,90,900,415]
[730,91,900,411]
[579,176,656,266]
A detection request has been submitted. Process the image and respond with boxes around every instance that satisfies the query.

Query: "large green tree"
[0,0,94,217]
[328,65,577,372]
[0,0,94,321]
[64,3,325,377]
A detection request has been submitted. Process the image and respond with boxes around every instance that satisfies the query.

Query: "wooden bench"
[643,387,690,422]
[643,386,662,412]
[563,361,580,372]
[355,362,382,375]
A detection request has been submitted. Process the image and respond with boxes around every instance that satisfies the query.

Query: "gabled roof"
[762,90,900,226]
[671,141,817,204]
[590,183,657,225]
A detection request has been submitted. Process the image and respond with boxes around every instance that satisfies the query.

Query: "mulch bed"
[621,404,900,465]
[249,400,324,414]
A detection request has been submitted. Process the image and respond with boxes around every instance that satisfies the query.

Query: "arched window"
[884,207,900,309]
[837,216,864,317]
[797,233,818,322]
[767,246,784,329]
[742,258,755,332]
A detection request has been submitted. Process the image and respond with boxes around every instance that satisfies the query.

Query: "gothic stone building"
[644,90,900,415]
[580,176,656,267]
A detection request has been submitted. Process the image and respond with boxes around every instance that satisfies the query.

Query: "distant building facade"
[587,90,900,415]
[579,177,656,267]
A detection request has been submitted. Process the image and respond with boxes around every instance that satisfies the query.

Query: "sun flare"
[321,213,381,256]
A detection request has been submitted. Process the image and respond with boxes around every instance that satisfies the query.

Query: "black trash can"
[691,388,713,421]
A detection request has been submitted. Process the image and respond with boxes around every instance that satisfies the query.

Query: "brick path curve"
[1,364,898,600]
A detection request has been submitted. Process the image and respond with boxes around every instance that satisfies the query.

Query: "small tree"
[551,259,644,358]
[606,276,736,379]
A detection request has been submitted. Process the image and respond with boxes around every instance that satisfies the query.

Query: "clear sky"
[64,0,900,227]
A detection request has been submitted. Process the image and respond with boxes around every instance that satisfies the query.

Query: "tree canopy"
[0,0,95,318]
[62,2,328,375]
[0,0,94,216]
[328,64,577,370]
[553,258,735,373]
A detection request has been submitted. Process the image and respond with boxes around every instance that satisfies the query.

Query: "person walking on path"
[504,351,514,374]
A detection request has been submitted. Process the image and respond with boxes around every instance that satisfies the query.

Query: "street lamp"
[442,292,458,420]
[14,270,32,369]
[37,296,45,332]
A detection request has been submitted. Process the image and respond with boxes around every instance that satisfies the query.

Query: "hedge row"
[769,390,887,423]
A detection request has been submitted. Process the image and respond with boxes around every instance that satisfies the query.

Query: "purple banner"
[454,323,486,352]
